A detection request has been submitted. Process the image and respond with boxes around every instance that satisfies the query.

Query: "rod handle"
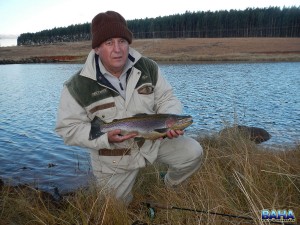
[142,201,172,209]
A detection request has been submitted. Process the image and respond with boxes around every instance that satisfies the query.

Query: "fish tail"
[89,116,105,140]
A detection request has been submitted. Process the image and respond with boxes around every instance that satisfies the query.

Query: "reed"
[1,131,299,224]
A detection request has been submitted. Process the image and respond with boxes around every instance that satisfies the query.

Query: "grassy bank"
[1,38,300,63]
[1,131,299,225]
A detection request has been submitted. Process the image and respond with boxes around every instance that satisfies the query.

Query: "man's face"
[94,38,129,77]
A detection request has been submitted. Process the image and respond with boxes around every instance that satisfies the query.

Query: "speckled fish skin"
[98,114,193,140]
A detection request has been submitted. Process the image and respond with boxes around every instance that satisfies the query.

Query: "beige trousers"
[93,136,203,204]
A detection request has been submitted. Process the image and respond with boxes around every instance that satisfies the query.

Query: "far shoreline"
[0,38,300,64]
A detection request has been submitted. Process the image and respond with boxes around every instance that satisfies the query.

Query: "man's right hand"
[107,129,137,143]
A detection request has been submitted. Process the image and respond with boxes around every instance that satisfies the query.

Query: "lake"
[0,62,299,193]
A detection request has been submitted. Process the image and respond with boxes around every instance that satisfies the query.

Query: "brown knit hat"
[91,11,133,49]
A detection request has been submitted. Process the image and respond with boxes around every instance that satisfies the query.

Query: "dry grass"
[1,131,299,225]
[1,38,300,62]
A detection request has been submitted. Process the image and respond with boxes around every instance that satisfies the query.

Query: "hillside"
[1,38,300,64]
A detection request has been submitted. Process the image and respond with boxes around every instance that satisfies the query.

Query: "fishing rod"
[142,201,253,220]
[142,201,297,225]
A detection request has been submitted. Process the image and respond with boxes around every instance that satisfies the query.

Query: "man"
[55,11,203,204]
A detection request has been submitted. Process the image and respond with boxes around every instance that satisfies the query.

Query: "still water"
[0,62,299,193]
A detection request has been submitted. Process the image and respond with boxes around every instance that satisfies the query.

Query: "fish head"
[166,115,193,130]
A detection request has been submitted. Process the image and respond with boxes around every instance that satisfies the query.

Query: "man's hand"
[107,129,137,143]
[166,130,184,139]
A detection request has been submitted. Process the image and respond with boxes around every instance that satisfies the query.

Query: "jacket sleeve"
[55,86,111,150]
[153,67,183,114]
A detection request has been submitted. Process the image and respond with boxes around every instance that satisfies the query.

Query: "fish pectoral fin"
[154,128,169,133]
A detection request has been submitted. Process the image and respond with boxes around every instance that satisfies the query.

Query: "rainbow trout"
[89,114,193,140]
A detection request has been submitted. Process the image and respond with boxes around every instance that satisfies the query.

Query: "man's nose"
[113,42,121,51]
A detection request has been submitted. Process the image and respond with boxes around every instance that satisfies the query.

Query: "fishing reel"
[142,202,156,220]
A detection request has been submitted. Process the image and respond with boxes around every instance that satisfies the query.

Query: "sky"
[0,0,299,37]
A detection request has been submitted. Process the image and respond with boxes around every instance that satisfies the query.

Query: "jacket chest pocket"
[137,84,154,95]
[135,84,155,111]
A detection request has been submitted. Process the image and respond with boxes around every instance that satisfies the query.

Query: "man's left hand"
[166,130,184,139]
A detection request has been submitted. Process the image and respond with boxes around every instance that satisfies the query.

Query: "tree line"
[17,6,300,45]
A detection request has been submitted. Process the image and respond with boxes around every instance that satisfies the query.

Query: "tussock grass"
[1,131,299,224]
[1,38,300,63]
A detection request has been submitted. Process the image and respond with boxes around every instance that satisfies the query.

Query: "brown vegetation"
[1,38,300,64]
[1,131,299,225]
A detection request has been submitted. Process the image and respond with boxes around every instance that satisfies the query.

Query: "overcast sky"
[0,0,299,37]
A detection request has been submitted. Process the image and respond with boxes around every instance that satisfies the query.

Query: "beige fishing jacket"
[55,47,182,173]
